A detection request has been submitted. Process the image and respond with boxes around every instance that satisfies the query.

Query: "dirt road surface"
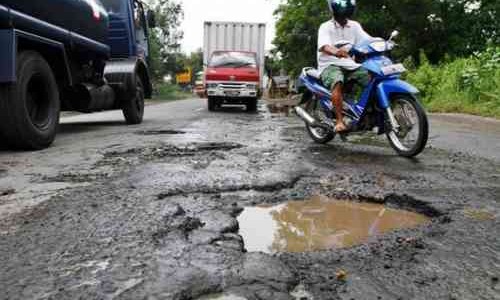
[1,98,499,300]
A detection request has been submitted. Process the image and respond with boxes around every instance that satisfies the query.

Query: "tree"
[273,0,500,75]
[146,0,184,80]
[273,0,328,77]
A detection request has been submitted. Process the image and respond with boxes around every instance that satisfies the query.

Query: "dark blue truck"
[0,0,156,149]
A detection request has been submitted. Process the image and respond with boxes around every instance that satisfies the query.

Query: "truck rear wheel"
[122,76,145,124]
[0,51,60,150]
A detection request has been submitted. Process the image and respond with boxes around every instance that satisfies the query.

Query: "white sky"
[179,0,282,53]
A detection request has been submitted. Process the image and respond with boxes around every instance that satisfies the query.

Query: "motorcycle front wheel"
[386,95,429,157]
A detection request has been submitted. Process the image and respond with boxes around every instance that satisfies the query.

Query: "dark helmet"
[327,0,356,19]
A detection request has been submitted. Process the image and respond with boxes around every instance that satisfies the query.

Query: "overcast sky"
[179,0,282,53]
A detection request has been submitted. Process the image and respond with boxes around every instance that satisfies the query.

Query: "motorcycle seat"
[305,68,322,79]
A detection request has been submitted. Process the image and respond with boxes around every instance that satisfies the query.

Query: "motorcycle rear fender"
[376,79,419,109]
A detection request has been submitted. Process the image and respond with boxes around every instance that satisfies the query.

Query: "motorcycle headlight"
[370,41,387,52]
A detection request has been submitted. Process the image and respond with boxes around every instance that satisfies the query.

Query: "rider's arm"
[320,45,349,58]
[318,23,350,58]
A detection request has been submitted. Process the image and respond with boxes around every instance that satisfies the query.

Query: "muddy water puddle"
[238,196,429,253]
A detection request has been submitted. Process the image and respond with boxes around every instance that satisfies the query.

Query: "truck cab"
[0,0,155,149]
[205,51,260,111]
[203,22,266,112]
[102,0,152,62]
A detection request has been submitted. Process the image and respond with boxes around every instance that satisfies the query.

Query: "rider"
[318,0,371,132]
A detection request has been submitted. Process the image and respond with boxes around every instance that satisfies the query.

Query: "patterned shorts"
[320,65,369,90]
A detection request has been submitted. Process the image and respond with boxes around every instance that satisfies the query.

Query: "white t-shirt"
[317,19,371,73]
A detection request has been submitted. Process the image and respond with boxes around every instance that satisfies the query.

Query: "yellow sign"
[176,67,192,84]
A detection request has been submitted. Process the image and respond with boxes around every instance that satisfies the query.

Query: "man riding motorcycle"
[318,0,372,132]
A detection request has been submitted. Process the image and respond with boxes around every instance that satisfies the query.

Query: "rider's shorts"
[320,65,369,90]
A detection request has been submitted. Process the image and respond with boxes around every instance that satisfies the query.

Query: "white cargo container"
[203,21,266,86]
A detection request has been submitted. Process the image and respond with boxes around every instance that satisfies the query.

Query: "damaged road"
[0,99,499,300]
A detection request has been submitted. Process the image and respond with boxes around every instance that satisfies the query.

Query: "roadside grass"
[404,46,500,119]
[152,83,193,101]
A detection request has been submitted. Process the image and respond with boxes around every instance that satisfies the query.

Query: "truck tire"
[207,97,217,111]
[246,98,258,112]
[122,76,145,124]
[0,51,60,150]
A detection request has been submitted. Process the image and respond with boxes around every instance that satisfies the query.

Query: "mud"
[0,99,499,300]
[268,104,293,117]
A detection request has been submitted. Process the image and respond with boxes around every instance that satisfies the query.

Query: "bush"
[153,83,192,101]
[405,46,500,118]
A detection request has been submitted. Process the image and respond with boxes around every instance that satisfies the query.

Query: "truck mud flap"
[104,58,152,100]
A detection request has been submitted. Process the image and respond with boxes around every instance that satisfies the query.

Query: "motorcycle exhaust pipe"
[294,106,317,126]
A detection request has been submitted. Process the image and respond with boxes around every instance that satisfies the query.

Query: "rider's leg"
[348,68,370,90]
[332,83,347,132]
[320,66,347,132]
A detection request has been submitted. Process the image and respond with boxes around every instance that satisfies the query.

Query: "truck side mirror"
[147,10,157,28]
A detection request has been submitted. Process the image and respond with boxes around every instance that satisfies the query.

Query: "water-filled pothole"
[238,196,430,253]
[135,129,186,135]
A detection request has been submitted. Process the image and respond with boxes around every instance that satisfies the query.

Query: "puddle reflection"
[238,196,429,253]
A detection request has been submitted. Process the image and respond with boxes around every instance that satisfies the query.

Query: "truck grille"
[219,83,246,90]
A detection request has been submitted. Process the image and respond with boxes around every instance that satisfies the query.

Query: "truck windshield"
[209,52,257,68]
[100,0,126,14]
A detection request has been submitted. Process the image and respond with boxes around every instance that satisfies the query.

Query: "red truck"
[203,22,266,112]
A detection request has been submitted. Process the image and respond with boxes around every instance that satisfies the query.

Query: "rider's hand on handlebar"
[335,49,350,58]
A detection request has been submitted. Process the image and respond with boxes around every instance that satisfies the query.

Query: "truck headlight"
[246,84,258,90]
[207,83,218,89]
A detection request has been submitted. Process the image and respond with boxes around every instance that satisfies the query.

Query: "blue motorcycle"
[295,31,429,157]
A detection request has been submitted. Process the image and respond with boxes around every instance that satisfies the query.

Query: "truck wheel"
[0,51,60,150]
[246,98,258,112]
[208,97,217,111]
[122,76,145,124]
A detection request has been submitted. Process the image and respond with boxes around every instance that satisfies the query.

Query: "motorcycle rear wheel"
[386,95,428,157]
[305,96,335,144]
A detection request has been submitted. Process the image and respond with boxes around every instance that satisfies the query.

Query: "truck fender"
[104,58,153,100]
[0,29,72,87]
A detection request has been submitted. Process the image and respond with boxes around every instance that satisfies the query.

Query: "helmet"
[327,0,356,19]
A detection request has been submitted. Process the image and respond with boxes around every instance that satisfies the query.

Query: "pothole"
[197,293,247,300]
[98,142,244,165]
[0,188,15,197]
[135,129,186,135]
[238,195,430,253]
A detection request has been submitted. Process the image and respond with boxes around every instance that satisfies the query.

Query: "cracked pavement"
[0,99,499,300]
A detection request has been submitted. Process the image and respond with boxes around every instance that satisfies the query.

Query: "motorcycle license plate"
[381,63,406,75]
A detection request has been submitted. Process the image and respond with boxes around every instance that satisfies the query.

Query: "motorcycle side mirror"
[389,30,399,41]
[147,10,157,28]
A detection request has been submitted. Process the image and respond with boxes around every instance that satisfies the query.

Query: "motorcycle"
[295,31,429,157]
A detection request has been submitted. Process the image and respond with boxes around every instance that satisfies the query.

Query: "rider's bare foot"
[335,122,348,133]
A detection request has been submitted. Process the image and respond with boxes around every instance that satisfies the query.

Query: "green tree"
[146,0,184,80]
[273,0,500,75]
